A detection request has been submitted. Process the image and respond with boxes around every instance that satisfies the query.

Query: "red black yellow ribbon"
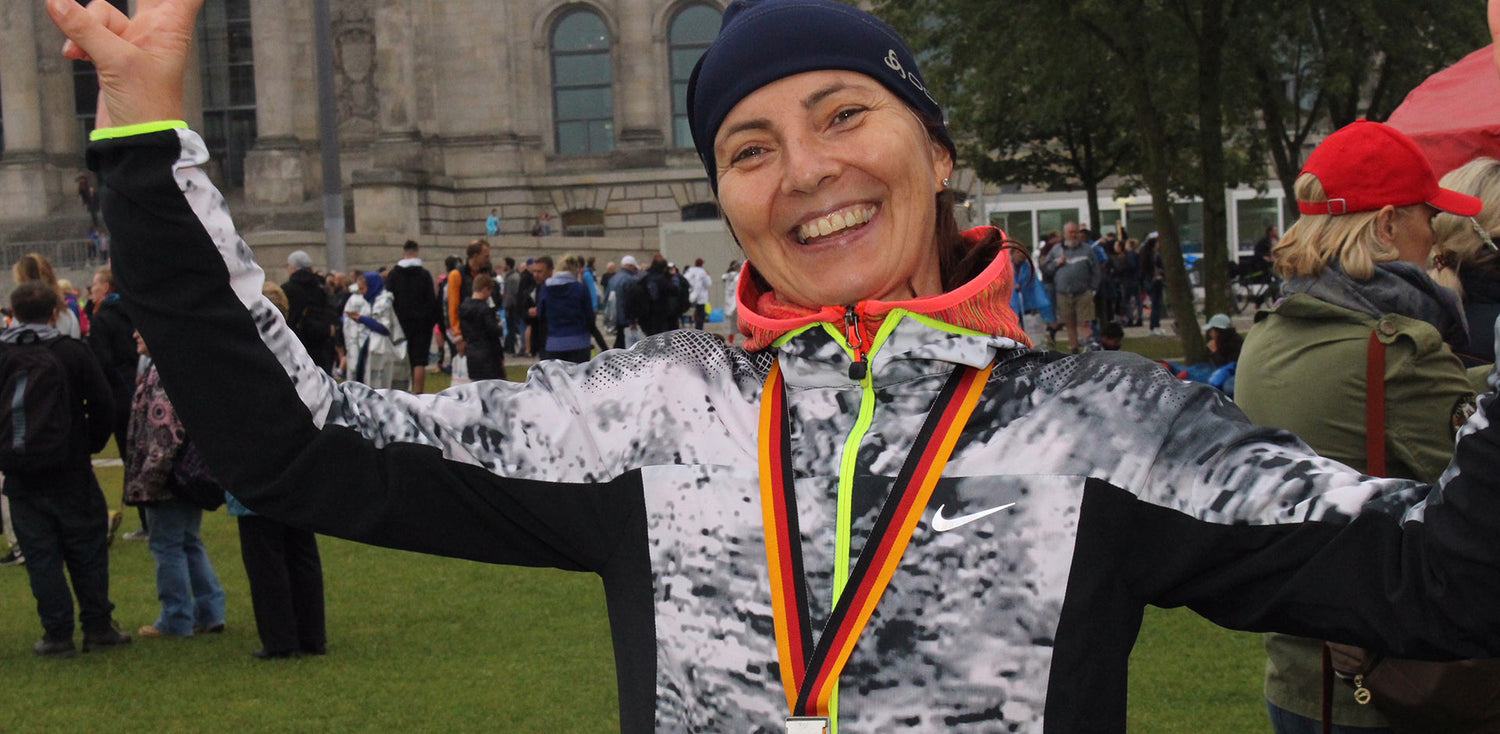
[759,359,993,718]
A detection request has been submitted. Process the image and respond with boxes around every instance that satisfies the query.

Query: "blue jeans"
[144,499,226,636]
[1267,701,1391,734]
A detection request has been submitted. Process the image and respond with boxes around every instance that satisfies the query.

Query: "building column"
[353,0,423,235]
[244,0,308,205]
[613,6,664,167]
[0,2,55,220]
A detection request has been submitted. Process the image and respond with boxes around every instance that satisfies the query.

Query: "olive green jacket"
[1238,293,1476,725]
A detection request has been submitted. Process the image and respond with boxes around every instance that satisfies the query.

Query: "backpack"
[0,333,74,473]
[624,277,652,324]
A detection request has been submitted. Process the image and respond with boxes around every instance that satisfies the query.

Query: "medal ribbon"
[759,359,993,718]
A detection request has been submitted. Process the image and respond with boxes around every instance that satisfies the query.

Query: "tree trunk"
[1254,64,1303,224]
[1194,0,1235,318]
[1129,76,1210,362]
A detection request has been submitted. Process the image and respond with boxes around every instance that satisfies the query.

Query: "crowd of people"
[0,253,325,660]
[1017,222,1168,353]
[278,240,733,390]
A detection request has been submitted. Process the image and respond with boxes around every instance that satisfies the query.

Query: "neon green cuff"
[89,120,188,142]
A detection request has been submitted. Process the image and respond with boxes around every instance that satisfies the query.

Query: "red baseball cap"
[1297,120,1481,217]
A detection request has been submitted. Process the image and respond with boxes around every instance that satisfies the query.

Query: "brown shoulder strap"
[1324,330,1389,733]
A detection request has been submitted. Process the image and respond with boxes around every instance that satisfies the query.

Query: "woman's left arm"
[1129,378,1500,659]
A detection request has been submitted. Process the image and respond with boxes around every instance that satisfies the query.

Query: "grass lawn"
[0,359,1271,732]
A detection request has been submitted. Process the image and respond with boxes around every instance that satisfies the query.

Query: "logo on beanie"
[884,49,937,106]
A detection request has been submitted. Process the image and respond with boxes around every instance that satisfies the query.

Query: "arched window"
[552,9,614,155]
[668,5,721,149]
[198,0,257,188]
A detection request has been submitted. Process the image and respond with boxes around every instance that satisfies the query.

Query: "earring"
[941,177,951,189]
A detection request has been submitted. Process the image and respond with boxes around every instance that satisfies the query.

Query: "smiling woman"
[49,0,1500,731]
[709,71,952,308]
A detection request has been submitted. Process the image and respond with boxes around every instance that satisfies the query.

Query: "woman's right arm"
[92,127,656,571]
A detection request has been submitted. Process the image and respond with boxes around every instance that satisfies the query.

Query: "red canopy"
[1387,45,1500,178]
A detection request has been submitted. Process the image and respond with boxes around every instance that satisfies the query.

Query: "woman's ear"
[931,141,954,190]
[1375,205,1399,247]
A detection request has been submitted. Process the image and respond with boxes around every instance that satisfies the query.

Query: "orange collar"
[734,227,1029,352]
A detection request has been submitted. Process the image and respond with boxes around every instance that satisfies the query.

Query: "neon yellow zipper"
[818,308,909,734]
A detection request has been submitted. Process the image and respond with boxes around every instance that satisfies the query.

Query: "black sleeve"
[91,129,637,573]
[1116,396,1500,660]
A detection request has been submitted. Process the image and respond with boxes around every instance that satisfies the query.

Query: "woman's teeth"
[797,206,875,244]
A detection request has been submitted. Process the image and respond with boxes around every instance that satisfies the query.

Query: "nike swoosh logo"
[930,503,1016,533]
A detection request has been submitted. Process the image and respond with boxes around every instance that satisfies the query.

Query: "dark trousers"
[693,304,707,330]
[504,309,526,354]
[467,348,506,381]
[10,489,114,640]
[1147,281,1166,329]
[542,347,592,364]
[237,514,326,655]
[589,321,609,351]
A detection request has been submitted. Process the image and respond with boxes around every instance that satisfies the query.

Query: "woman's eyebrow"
[804,82,852,109]
[720,118,772,141]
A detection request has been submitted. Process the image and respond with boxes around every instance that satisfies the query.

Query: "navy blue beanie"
[687,0,955,192]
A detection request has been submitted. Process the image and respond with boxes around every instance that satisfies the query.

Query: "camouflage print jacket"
[93,128,1500,733]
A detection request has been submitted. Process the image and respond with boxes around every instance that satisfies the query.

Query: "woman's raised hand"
[45,0,206,129]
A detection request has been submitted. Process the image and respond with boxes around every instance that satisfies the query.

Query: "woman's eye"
[833,107,866,125]
[732,146,765,164]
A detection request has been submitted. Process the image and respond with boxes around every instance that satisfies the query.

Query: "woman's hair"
[1274,173,1394,281]
[12,253,62,296]
[913,112,997,291]
[263,283,290,319]
[559,254,583,274]
[1208,326,1243,366]
[1430,157,1500,296]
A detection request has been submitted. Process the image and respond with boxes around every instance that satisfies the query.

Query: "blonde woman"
[535,254,601,363]
[12,254,80,338]
[1430,157,1500,367]
[1238,121,1480,734]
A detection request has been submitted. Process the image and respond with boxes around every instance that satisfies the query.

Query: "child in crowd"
[458,274,505,381]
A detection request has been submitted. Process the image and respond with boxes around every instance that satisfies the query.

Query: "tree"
[877,1,1136,231]
[877,0,1486,363]
[1241,0,1487,220]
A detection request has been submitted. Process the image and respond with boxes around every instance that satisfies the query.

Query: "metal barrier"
[0,240,101,271]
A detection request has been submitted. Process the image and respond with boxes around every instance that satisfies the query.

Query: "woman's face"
[713,70,954,308]
[1383,204,1440,265]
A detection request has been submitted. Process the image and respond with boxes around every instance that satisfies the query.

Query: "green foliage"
[874,0,1488,360]
[880,0,1141,226]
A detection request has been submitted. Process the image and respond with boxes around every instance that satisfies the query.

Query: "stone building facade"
[1,1,728,242]
[0,0,987,276]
